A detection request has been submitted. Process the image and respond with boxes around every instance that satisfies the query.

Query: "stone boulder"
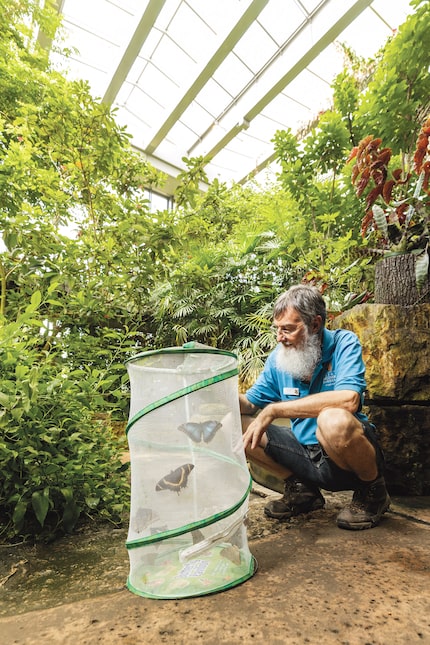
[332,304,430,494]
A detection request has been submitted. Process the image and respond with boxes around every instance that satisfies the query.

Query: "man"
[240,284,390,530]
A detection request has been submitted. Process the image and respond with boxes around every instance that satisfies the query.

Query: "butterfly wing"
[202,420,222,443]
[155,463,195,493]
[178,422,203,442]
[132,507,159,533]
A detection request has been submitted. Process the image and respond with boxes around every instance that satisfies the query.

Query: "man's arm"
[261,389,360,421]
[242,389,360,451]
[239,393,259,416]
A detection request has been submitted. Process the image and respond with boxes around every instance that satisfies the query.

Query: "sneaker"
[264,477,325,520]
[336,476,390,530]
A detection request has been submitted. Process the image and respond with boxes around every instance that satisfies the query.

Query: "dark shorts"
[264,421,385,492]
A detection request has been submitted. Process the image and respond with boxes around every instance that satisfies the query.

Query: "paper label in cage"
[177,559,209,578]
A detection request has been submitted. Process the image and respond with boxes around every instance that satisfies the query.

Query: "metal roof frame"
[48,0,414,193]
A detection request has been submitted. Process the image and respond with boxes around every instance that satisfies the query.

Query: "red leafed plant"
[347,116,430,290]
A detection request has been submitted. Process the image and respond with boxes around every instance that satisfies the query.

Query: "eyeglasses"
[271,324,303,337]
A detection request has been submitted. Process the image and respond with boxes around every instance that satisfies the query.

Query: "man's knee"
[316,407,359,448]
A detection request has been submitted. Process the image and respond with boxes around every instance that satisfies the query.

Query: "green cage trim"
[125,345,237,364]
[126,475,252,550]
[125,556,257,600]
[125,367,238,435]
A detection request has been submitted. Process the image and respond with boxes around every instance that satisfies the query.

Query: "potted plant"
[347,116,430,305]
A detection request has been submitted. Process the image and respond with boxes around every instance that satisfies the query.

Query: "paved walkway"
[1,489,429,645]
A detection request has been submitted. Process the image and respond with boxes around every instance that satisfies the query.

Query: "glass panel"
[233,22,278,73]
[52,0,416,188]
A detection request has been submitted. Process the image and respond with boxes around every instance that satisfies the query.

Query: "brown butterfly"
[155,463,194,493]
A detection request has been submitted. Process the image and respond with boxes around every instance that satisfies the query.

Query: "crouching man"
[240,284,390,530]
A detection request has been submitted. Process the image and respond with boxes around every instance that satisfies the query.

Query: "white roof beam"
[144,0,270,156]
[194,0,373,163]
[102,0,167,106]
[131,145,209,196]
[238,151,278,185]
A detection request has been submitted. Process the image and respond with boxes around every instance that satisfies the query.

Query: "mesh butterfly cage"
[125,342,256,599]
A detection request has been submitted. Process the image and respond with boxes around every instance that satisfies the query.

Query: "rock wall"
[332,304,430,494]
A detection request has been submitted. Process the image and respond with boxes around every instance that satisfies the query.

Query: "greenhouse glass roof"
[49,0,414,193]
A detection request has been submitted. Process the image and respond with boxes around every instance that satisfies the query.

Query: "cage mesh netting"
[125,343,256,599]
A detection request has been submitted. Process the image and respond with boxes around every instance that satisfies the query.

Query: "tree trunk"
[374,254,430,305]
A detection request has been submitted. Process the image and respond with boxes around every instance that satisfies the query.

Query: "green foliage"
[304,111,351,176]
[355,0,430,155]
[0,0,168,340]
[174,156,210,208]
[0,0,164,540]
[332,70,359,132]
[0,297,129,541]
[149,185,300,343]
[0,0,428,542]
[271,123,371,307]
[179,180,246,244]
[331,45,376,146]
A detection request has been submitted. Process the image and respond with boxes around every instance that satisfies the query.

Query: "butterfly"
[132,507,159,533]
[155,463,194,493]
[178,420,222,443]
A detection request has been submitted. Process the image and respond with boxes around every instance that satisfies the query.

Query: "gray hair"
[273,285,326,331]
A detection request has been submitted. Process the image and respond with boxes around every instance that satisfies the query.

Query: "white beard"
[275,330,322,382]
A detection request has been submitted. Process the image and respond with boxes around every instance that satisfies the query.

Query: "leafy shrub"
[0,295,129,542]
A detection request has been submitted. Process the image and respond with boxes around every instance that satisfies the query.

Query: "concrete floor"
[1,487,429,645]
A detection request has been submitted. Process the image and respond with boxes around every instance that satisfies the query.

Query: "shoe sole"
[264,498,325,520]
[336,499,391,531]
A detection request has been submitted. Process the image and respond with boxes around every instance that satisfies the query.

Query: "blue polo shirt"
[245,328,368,445]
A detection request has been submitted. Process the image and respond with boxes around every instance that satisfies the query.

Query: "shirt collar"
[305,328,333,388]
[321,327,334,363]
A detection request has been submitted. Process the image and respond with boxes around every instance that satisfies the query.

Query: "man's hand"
[242,406,275,451]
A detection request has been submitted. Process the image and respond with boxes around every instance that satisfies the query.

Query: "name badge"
[283,387,300,396]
